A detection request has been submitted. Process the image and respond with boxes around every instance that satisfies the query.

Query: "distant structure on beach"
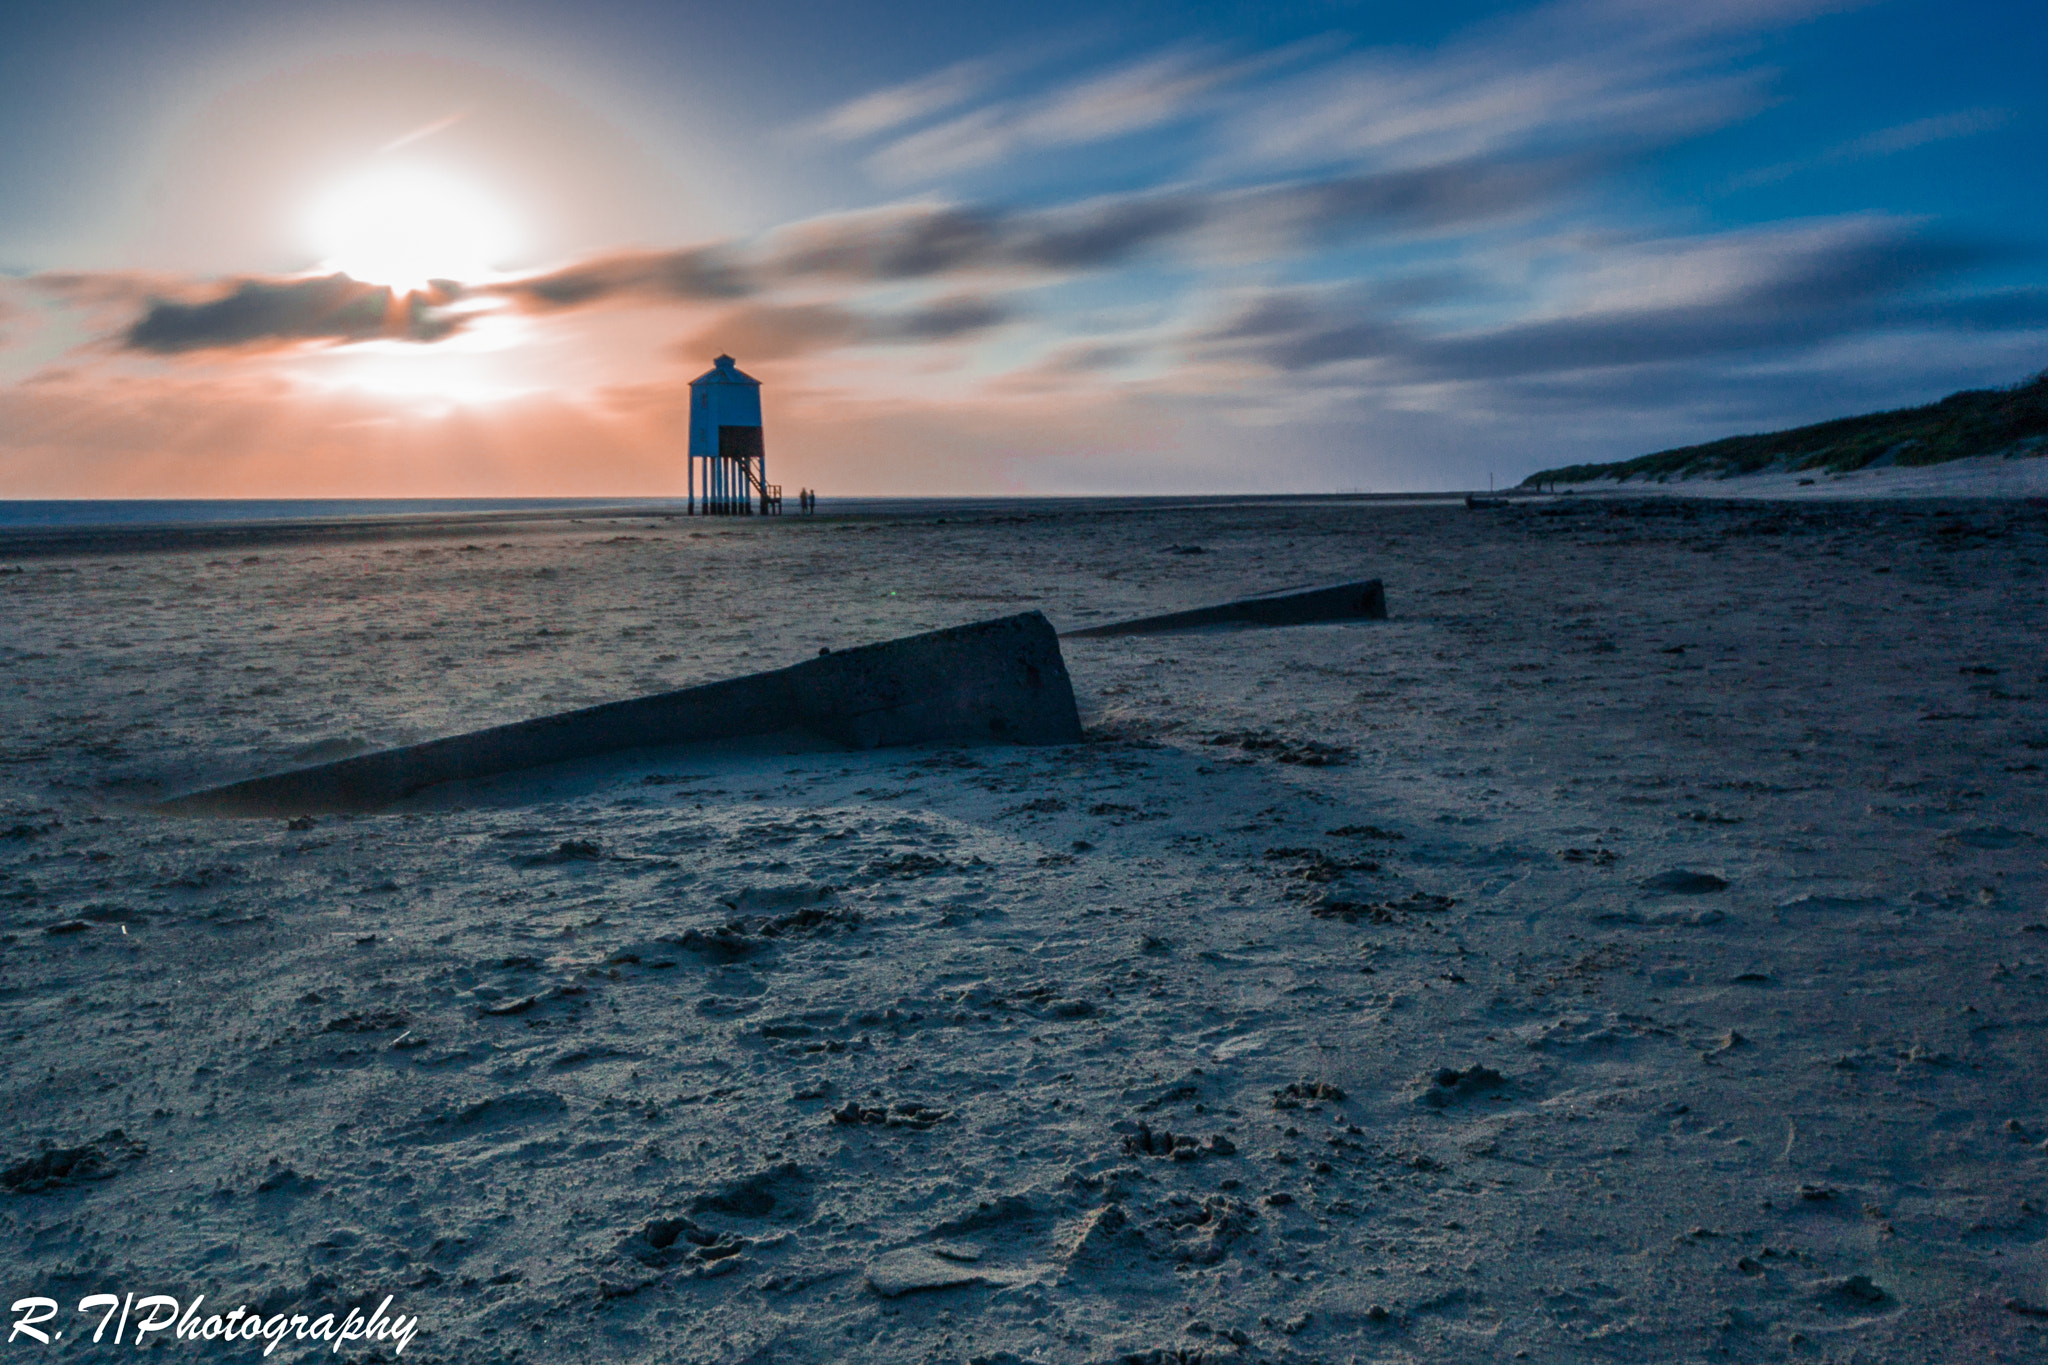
[688,354,780,514]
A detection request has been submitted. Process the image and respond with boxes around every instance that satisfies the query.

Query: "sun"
[306,163,518,293]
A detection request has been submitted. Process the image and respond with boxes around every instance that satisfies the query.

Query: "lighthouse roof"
[689,353,761,387]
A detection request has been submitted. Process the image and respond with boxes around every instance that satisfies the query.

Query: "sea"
[0,498,690,529]
[0,492,1453,532]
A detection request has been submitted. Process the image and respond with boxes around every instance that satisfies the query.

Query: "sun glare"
[306,163,517,293]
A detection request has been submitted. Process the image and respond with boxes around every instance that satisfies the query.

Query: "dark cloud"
[1921,287,2048,331]
[677,295,1009,361]
[770,206,1006,281]
[1005,195,1208,271]
[1259,155,1604,241]
[124,275,461,353]
[1202,223,2025,381]
[1414,236,2003,381]
[499,246,753,308]
[878,295,1009,340]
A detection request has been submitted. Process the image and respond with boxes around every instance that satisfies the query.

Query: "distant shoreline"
[4,476,2041,561]
[0,493,1459,559]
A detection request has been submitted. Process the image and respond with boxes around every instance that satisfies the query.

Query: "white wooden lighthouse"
[688,354,779,514]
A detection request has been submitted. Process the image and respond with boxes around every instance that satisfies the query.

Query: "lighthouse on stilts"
[687,354,780,515]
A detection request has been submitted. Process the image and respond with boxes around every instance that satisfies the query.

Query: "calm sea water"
[0,493,1448,531]
[0,499,690,529]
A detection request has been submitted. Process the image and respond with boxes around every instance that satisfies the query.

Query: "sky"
[1,0,2043,497]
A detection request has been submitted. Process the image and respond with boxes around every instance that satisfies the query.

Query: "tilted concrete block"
[1062,579,1386,638]
[159,611,1080,816]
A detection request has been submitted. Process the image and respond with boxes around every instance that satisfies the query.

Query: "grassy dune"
[1524,369,2048,486]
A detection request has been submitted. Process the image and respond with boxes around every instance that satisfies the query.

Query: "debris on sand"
[690,1162,809,1218]
[516,838,602,866]
[1560,846,1618,865]
[621,1216,746,1268]
[866,852,957,878]
[3,1130,146,1192]
[833,1101,946,1130]
[1062,1203,1135,1261]
[1165,1194,1260,1265]
[1121,1122,1236,1159]
[719,883,839,912]
[1264,847,1379,882]
[1811,1273,1890,1306]
[322,1007,412,1033]
[411,1089,568,1140]
[670,905,864,962]
[1418,1065,1506,1107]
[1210,732,1355,766]
[1312,890,1455,922]
[1639,869,1729,894]
[1271,1080,1346,1107]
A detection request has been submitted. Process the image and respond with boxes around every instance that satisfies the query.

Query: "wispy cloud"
[826,0,1824,192]
[1224,4,1787,180]
[378,108,473,155]
[1733,107,2013,188]
[811,62,989,142]
[860,47,1267,183]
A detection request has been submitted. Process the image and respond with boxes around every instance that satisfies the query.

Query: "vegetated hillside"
[1523,369,2048,486]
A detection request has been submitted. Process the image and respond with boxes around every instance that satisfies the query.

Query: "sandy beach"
[3,494,2046,1363]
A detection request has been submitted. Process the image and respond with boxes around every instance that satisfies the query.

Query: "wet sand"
[3,495,2045,1363]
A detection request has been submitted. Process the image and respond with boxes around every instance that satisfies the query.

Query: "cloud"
[501,246,754,308]
[675,295,1009,361]
[832,0,1824,189]
[1195,218,2022,381]
[1843,108,2013,158]
[124,275,463,353]
[1218,155,1605,252]
[500,153,1593,316]
[812,62,989,142]
[378,107,474,155]
[27,270,190,309]
[862,48,1251,182]
[780,156,1595,278]
[763,195,1211,281]
[1227,16,1767,180]
[490,198,1199,306]
[1733,107,2014,188]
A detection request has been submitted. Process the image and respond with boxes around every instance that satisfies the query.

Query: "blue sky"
[1,0,2043,495]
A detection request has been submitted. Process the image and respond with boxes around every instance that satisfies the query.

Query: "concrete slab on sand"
[1061,577,1386,638]
[156,610,1081,816]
